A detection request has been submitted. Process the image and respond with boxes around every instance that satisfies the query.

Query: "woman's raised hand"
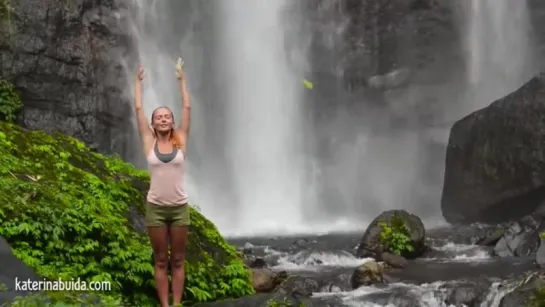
[137,65,145,81]
[175,57,185,80]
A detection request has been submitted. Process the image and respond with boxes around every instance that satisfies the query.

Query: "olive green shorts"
[145,202,191,227]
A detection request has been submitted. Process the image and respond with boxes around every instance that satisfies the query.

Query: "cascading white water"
[123,0,537,237]
[463,0,534,110]
[123,1,239,231]
[124,0,311,236]
[216,0,306,235]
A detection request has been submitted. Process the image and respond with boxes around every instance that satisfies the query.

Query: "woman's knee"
[154,253,169,269]
[170,254,185,269]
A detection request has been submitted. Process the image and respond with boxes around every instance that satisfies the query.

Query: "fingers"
[137,65,145,80]
[176,57,184,69]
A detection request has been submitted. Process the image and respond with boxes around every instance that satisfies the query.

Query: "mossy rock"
[0,121,253,306]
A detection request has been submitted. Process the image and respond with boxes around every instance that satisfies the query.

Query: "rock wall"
[0,0,133,155]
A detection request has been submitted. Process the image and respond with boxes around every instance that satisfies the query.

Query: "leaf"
[302,79,313,89]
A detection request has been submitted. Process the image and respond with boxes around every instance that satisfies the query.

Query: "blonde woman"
[134,58,191,307]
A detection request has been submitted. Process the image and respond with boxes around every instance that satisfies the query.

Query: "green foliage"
[0,80,22,122]
[266,297,304,307]
[0,120,253,306]
[378,214,414,256]
[0,0,12,21]
[0,0,13,33]
[527,285,545,307]
[184,207,254,304]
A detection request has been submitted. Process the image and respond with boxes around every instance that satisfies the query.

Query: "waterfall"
[124,0,239,232]
[216,0,307,236]
[124,0,312,236]
[122,0,537,236]
[463,0,535,110]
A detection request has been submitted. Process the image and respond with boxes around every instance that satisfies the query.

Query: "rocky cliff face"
[0,0,133,154]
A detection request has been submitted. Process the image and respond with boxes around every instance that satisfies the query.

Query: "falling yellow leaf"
[302,79,313,89]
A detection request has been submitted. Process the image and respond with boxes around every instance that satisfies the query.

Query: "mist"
[121,0,536,236]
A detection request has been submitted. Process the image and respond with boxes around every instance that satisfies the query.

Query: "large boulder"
[441,73,545,224]
[0,117,253,305]
[356,210,426,259]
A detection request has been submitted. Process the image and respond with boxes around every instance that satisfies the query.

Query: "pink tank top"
[146,141,188,206]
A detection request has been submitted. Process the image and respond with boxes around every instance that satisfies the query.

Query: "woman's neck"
[156,132,171,143]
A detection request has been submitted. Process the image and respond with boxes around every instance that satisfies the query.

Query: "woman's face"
[152,107,174,133]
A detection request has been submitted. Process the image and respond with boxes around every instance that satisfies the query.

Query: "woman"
[134,58,191,307]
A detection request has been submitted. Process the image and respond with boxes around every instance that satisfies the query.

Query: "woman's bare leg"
[148,226,170,307]
[170,226,189,306]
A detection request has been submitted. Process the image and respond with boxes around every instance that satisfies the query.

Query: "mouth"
[159,124,168,129]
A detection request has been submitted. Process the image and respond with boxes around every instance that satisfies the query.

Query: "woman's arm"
[134,66,154,153]
[176,58,191,146]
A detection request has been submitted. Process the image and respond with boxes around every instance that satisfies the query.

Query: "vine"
[377,214,414,256]
[527,235,545,307]
[0,80,22,122]
[0,0,11,20]
[0,0,13,33]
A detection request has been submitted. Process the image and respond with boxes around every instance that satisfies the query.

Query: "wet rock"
[358,291,421,307]
[242,242,254,255]
[494,214,544,257]
[193,293,316,307]
[500,273,545,307]
[0,236,41,305]
[283,249,356,267]
[251,268,282,293]
[381,252,409,269]
[442,73,545,225]
[445,279,491,307]
[292,238,312,247]
[426,224,509,247]
[476,228,506,246]
[250,258,267,269]
[351,260,384,289]
[356,210,426,259]
[275,275,319,297]
[537,237,545,268]
[318,276,350,293]
[126,206,146,234]
[251,268,274,293]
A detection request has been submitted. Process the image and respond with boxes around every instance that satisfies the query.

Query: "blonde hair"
[151,107,183,149]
